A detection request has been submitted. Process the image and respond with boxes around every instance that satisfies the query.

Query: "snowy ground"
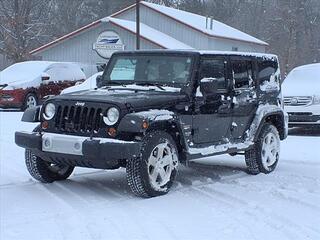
[1,111,319,240]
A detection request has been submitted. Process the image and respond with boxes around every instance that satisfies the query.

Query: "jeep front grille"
[283,96,312,106]
[54,105,103,133]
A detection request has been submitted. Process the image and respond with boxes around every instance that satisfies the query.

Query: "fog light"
[107,127,117,137]
[42,121,49,129]
[74,142,81,150]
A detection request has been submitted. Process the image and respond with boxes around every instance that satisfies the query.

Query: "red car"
[0,61,86,110]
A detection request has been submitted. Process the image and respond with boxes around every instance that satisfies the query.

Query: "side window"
[231,60,253,89]
[200,58,227,89]
[110,59,136,81]
[258,60,277,83]
[45,67,67,83]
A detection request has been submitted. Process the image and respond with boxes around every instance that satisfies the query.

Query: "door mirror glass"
[200,78,219,97]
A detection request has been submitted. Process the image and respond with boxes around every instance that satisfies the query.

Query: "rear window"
[258,60,278,83]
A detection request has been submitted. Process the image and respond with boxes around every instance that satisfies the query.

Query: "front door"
[192,56,233,144]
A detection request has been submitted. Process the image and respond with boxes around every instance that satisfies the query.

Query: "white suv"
[283,63,320,127]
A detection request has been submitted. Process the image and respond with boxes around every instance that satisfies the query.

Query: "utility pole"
[136,0,140,50]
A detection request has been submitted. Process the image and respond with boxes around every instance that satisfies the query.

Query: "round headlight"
[103,107,119,125]
[43,103,56,120]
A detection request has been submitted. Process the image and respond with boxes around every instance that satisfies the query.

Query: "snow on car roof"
[141,1,268,46]
[0,61,85,90]
[102,17,194,50]
[114,49,277,59]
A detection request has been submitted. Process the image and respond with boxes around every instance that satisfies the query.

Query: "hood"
[53,88,187,110]
[282,63,320,96]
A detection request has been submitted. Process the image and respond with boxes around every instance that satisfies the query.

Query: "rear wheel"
[245,123,280,174]
[126,131,179,197]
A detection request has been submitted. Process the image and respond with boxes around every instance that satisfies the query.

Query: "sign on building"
[93,31,125,59]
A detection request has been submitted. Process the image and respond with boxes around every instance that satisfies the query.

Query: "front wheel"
[25,150,74,183]
[22,93,38,110]
[126,131,179,198]
[245,123,280,175]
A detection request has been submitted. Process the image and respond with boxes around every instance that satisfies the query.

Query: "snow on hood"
[61,72,103,94]
[0,61,55,89]
[282,63,320,96]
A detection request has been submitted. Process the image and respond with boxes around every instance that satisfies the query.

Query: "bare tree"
[0,0,49,62]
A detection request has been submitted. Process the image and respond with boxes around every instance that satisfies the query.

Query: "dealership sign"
[93,31,125,59]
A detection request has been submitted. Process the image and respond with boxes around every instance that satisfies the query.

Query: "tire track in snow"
[197,184,319,239]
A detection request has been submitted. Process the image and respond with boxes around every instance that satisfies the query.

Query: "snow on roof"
[141,1,268,46]
[103,17,194,50]
[198,50,277,58]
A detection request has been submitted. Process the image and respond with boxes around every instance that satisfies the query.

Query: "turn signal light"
[41,121,49,129]
[107,127,117,137]
[142,121,149,129]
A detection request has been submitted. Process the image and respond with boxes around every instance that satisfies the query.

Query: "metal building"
[30,1,268,77]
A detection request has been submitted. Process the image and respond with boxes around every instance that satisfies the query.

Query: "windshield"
[103,55,193,87]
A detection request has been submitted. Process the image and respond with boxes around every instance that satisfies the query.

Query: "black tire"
[22,92,38,111]
[25,126,74,183]
[126,131,179,198]
[245,123,280,175]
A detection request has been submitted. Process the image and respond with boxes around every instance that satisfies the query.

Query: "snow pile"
[61,72,103,94]
[282,63,320,96]
[142,1,268,46]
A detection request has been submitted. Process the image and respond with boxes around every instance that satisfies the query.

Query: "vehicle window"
[200,59,226,89]
[46,66,70,82]
[105,55,193,86]
[231,60,253,89]
[110,59,136,81]
[258,60,277,83]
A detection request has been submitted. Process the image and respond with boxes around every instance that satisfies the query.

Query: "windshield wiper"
[135,82,165,91]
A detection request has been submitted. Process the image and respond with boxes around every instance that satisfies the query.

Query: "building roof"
[140,1,268,46]
[30,1,267,54]
[105,17,193,50]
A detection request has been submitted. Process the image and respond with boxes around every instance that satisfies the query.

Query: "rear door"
[230,57,258,140]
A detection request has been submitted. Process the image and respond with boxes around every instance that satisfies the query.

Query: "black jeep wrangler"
[15,50,288,197]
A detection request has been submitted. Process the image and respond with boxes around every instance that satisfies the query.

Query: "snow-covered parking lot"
[1,111,319,240]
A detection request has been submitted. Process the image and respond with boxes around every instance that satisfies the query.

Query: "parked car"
[61,72,103,94]
[0,61,86,110]
[15,50,288,198]
[283,63,320,127]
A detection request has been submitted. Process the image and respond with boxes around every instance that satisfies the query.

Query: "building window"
[232,47,238,52]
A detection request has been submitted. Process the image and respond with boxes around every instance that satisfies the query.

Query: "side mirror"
[41,73,50,81]
[96,75,103,88]
[199,78,219,98]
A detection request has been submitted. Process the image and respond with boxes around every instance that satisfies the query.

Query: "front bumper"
[15,131,142,169]
[287,113,320,126]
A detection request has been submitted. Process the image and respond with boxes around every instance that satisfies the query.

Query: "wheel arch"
[147,120,188,161]
[254,111,286,141]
